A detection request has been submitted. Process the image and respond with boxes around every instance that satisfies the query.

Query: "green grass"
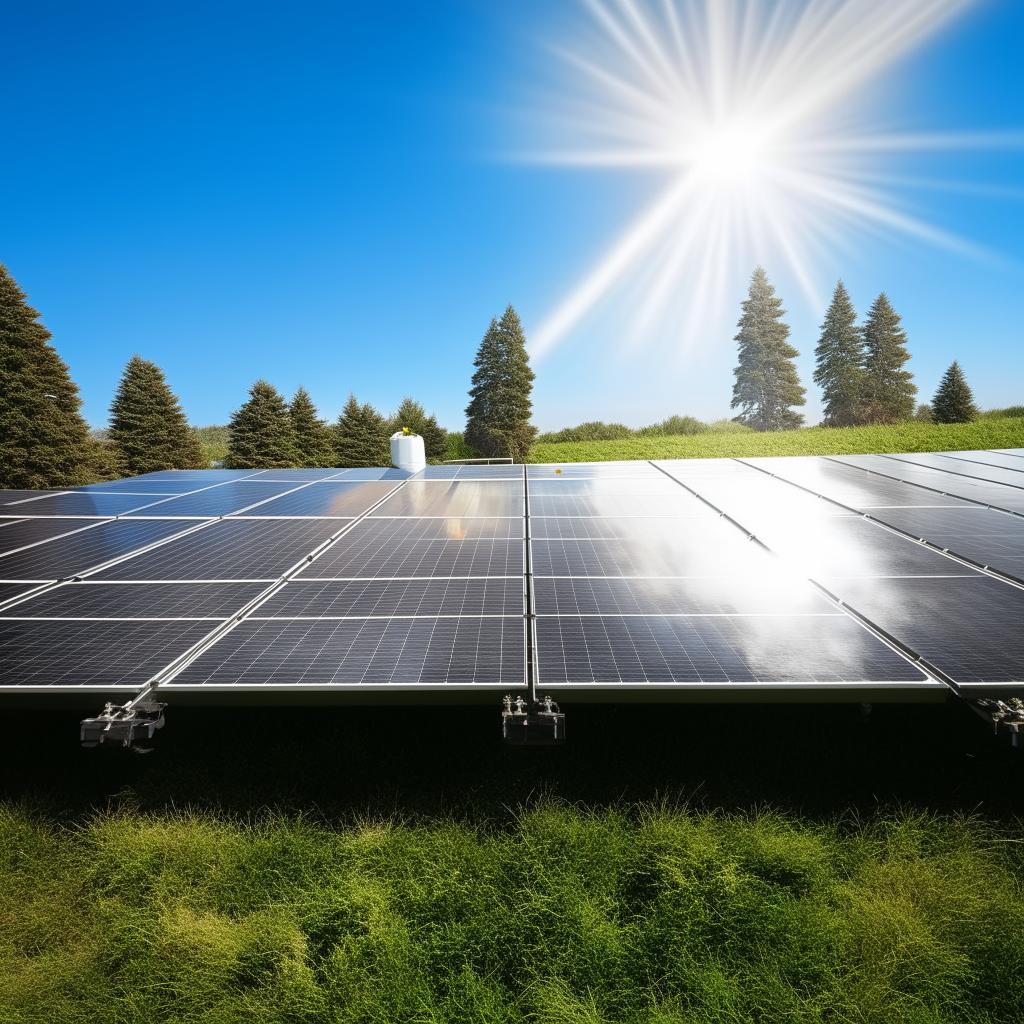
[529,415,1024,463]
[3,802,1023,1024]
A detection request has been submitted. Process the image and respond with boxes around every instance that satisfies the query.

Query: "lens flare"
[523,0,1021,362]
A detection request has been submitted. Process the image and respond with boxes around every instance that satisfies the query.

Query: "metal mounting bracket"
[501,695,566,745]
[80,701,167,750]
[967,697,1024,748]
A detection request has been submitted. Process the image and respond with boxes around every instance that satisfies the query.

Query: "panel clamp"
[967,697,1024,748]
[80,700,167,751]
[501,695,565,745]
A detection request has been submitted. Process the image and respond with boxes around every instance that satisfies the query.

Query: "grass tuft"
[3,803,1024,1023]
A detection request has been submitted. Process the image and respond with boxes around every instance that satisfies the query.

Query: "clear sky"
[2,0,1022,432]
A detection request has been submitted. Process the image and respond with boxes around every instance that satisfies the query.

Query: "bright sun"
[523,0,1012,362]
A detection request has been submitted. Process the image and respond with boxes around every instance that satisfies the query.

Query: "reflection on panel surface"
[0,520,200,580]
[237,481,394,518]
[372,482,523,517]
[122,482,295,517]
[535,615,927,686]
[822,577,1024,687]
[300,519,525,579]
[92,519,343,580]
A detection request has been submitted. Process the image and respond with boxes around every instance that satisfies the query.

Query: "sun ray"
[522,0,1016,362]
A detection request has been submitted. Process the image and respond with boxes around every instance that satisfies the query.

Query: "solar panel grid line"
[738,458,1022,587]
[941,452,1024,473]
[3,491,73,505]
[649,459,951,691]
[107,470,289,517]
[0,517,112,561]
[0,581,59,614]
[881,452,1024,492]
[992,449,1024,458]
[71,518,220,581]
[823,455,1024,519]
[137,473,420,692]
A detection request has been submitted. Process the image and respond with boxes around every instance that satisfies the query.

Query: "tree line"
[0,255,984,490]
[731,267,978,431]
[0,261,537,485]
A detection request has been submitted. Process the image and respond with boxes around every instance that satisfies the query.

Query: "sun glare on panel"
[522,0,1017,362]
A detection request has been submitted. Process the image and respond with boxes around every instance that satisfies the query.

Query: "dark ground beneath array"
[3,701,1023,822]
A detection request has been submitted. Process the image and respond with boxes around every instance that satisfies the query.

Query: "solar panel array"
[1,449,1023,700]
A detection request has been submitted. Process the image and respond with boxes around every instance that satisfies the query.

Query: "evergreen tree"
[0,263,91,488]
[289,387,334,467]
[334,395,391,467]
[389,397,446,462]
[464,305,537,460]
[224,380,298,468]
[861,293,916,423]
[730,267,806,431]
[813,281,864,426]
[109,355,205,474]
[932,360,978,424]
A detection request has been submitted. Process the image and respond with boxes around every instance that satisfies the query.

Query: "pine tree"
[932,360,978,424]
[0,263,91,488]
[861,293,916,423]
[389,397,446,462]
[224,380,298,468]
[109,355,205,475]
[334,395,391,467]
[813,281,864,426]
[464,305,537,460]
[730,267,806,431]
[289,387,334,467]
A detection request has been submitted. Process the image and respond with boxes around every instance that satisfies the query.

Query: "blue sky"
[2,0,1022,432]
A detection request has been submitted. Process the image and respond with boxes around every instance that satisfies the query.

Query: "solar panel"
[166,617,526,689]
[530,516,727,540]
[256,578,525,617]
[0,489,62,504]
[0,583,44,607]
[0,618,217,690]
[371,481,524,517]
[824,577,1024,689]
[940,451,1024,473]
[529,493,712,518]
[298,518,525,579]
[530,525,773,577]
[743,516,979,579]
[241,468,348,481]
[334,468,412,480]
[2,581,268,618]
[0,519,202,580]
[527,461,661,478]
[832,455,1024,512]
[743,458,974,509]
[534,615,930,688]
[2,492,168,517]
[120,481,297,517]
[74,480,191,494]
[0,455,1021,705]
[855,507,1024,579]
[0,518,103,556]
[528,478,684,495]
[885,453,1024,489]
[237,481,398,518]
[91,518,345,580]
[533,576,832,616]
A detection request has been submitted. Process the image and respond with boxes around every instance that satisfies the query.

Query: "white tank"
[390,430,426,473]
